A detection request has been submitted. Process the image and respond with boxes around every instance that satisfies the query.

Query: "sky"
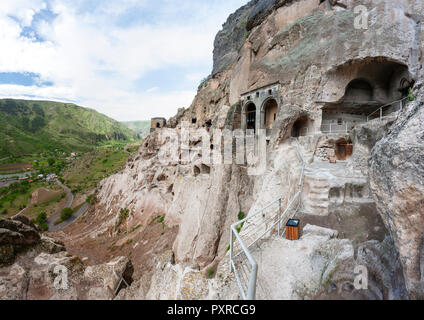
[0,0,247,121]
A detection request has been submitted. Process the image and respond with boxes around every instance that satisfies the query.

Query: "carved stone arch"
[242,101,257,131]
[260,97,279,130]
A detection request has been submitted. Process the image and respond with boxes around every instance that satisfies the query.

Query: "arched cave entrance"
[263,99,278,130]
[321,59,412,132]
[156,123,161,128]
[245,103,256,131]
[344,79,373,102]
[291,117,308,137]
[335,138,353,161]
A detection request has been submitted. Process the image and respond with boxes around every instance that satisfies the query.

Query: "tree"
[60,207,73,221]
[32,104,45,117]
[22,117,30,131]
[30,116,45,132]
[47,158,55,166]
[35,212,47,224]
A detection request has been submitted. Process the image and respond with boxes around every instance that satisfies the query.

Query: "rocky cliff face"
[369,80,424,299]
[5,0,423,300]
[0,215,135,300]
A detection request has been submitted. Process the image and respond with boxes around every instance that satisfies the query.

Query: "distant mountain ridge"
[0,99,137,157]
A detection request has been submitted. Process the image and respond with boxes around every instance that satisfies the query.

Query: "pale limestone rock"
[84,256,133,300]
[369,81,424,299]
[303,224,339,239]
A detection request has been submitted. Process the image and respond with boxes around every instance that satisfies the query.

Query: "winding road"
[47,180,88,232]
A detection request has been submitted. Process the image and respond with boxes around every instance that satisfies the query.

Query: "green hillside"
[122,120,151,138]
[0,99,137,157]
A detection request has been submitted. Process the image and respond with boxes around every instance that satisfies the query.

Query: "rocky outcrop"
[369,81,424,299]
[212,1,257,75]
[246,0,294,31]
[84,256,134,300]
[0,215,136,300]
[0,215,43,265]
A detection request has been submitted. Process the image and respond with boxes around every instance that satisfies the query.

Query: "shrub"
[60,207,73,221]
[40,223,49,231]
[238,211,245,221]
[86,194,97,205]
[120,208,129,220]
[35,212,47,224]
[408,87,415,102]
[1,209,7,215]
[207,269,215,279]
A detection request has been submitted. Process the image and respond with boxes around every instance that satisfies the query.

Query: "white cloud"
[146,87,159,93]
[0,0,248,121]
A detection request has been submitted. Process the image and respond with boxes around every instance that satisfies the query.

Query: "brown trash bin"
[286,219,300,240]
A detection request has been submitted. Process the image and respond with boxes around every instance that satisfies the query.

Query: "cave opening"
[291,117,308,137]
[321,59,412,132]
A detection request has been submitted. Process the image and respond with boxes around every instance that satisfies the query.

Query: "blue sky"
[0,0,247,121]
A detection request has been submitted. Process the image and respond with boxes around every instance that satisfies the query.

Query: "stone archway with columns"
[240,82,281,134]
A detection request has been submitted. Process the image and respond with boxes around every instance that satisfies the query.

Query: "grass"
[86,194,97,205]
[62,148,134,193]
[0,181,47,217]
[22,186,65,220]
[128,224,142,234]
[152,215,166,231]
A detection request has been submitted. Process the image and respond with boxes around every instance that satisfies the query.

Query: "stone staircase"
[301,169,331,216]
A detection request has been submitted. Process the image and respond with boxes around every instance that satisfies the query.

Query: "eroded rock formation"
[3,0,424,300]
[370,80,424,299]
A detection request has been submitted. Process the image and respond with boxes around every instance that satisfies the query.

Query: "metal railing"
[297,98,409,137]
[229,139,305,300]
[320,123,349,134]
[366,97,408,122]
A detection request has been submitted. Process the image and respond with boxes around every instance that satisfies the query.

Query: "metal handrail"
[367,97,408,122]
[321,123,349,134]
[229,139,306,300]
